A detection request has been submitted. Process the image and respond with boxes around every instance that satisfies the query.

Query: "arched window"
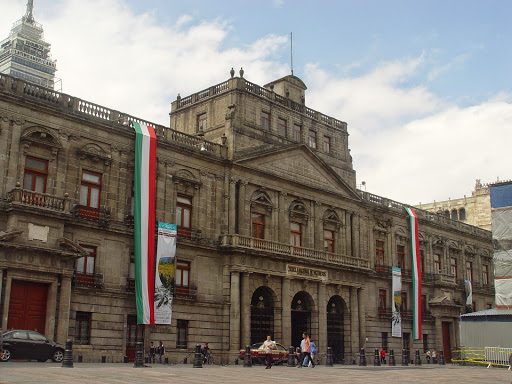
[459,208,466,221]
[451,209,458,221]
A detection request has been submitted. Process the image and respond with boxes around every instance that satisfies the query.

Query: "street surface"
[0,362,510,384]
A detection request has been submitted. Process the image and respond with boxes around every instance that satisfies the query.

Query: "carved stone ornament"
[77,143,112,165]
[20,126,62,152]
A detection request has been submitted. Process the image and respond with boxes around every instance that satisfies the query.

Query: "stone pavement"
[0,362,510,384]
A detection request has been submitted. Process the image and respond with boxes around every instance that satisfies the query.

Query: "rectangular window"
[397,245,405,269]
[324,230,334,253]
[450,257,457,281]
[482,264,489,289]
[197,113,207,133]
[80,170,101,218]
[176,195,192,237]
[381,332,388,352]
[175,260,190,295]
[308,130,317,149]
[277,117,287,137]
[376,240,385,266]
[379,289,387,311]
[129,251,135,279]
[252,213,265,239]
[23,156,48,193]
[75,312,91,345]
[260,111,270,131]
[176,320,188,349]
[76,245,96,274]
[290,222,302,247]
[322,136,331,153]
[434,254,441,274]
[419,250,425,274]
[293,124,302,142]
[401,292,408,312]
[423,334,428,352]
[466,261,473,282]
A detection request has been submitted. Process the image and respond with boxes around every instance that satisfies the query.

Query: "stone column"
[318,283,327,356]
[454,317,460,347]
[281,277,291,347]
[350,286,359,355]
[358,287,366,349]
[278,192,287,243]
[238,180,247,236]
[346,212,352,256]
[228,178,237,234]
[435,316,443,352]
[6,119,23,193]
[56,275,72,344]
[229,271,241,353]
[45,280,58,338]
[240,272,251,348]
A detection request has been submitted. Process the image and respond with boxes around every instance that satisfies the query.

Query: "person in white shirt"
[262,335,276,369]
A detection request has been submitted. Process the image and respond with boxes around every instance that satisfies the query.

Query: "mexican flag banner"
[404,206,422,340]
[132,121,157,325]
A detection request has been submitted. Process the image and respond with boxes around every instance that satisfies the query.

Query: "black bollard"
[326,346,334,367]
[287,346,296,367]
[183,357,188,364]
[77,355,82,363]
[374,349,381,366]
[134,341,144,368]
[359,348,366,366]
[401,349,409,366]
[61,339,74,368]
[415,350,422,366]
[389,350,396,366]
[193,344,203,368]
[124,356,128,363]
[165,357,169,365]
[439,350,446,365]
[102,356,106,363]
[243,345,252,367]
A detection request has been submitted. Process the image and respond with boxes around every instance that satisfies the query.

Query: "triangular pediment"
[235,145,360,200]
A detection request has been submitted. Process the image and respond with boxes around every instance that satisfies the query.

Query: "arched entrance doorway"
[250,286,275,344]
[327,295,346,363]
[291,291,313,348]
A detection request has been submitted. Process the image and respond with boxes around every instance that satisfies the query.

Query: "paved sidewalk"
[0,362,511,384]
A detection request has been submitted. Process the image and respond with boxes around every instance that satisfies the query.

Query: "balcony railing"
[72,272,103,289]
[72,204,111,224]
[174,285,197,301]
[7,185,70,212]
[220,235,369,269]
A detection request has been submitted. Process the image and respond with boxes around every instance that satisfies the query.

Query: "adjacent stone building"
[415,180,493,231]
[0,69,495,364]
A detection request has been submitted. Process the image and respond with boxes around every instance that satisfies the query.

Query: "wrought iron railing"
[72,272,103,289]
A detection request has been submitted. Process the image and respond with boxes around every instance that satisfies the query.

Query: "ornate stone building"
[0,69,494,364]
[415,179,498,231]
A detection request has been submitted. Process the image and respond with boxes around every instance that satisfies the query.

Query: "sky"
[1,0,511,205]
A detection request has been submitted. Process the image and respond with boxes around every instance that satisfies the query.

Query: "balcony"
[72,204,111,225]
[220,235,369,269]
[72,272,103,289]
[174,285,197,301]
[7,185,70,213]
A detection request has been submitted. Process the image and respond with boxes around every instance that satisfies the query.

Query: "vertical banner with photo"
[392,267,402,337]
[154,222,177,324]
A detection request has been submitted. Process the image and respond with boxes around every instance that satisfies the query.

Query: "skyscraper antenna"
[290,32,294,76]
[24,0,35,23]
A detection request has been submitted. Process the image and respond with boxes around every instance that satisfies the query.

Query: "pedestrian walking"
[309,339,317,367]
[298,332,311,367]
[157,341,165,364]
[380,349,386,364]
[262,335,276,369]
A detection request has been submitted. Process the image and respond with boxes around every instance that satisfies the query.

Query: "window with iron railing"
[75,311,91,345]
[79,170,101,219]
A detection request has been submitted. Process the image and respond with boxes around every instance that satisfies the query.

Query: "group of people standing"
[263,332,316,369]
[149,341,165,363]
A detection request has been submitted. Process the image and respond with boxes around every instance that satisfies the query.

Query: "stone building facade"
[415,180,493,231]
[0,70,495,364]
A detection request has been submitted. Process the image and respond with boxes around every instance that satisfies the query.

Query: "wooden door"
[8,280,48,333]
[442,322,452,363]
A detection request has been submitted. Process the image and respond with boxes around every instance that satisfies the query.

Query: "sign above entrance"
[287,264,328,282]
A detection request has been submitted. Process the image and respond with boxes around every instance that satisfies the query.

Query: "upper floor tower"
[0,0,57,89]
[170,69,356,189]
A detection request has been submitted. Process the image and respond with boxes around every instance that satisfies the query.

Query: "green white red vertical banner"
[404,206,422,340]
[132,121,157,325]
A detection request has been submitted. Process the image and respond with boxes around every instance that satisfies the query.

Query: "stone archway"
[291,291,314,348]
[250,286,275,344]
[327,295,347,363]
